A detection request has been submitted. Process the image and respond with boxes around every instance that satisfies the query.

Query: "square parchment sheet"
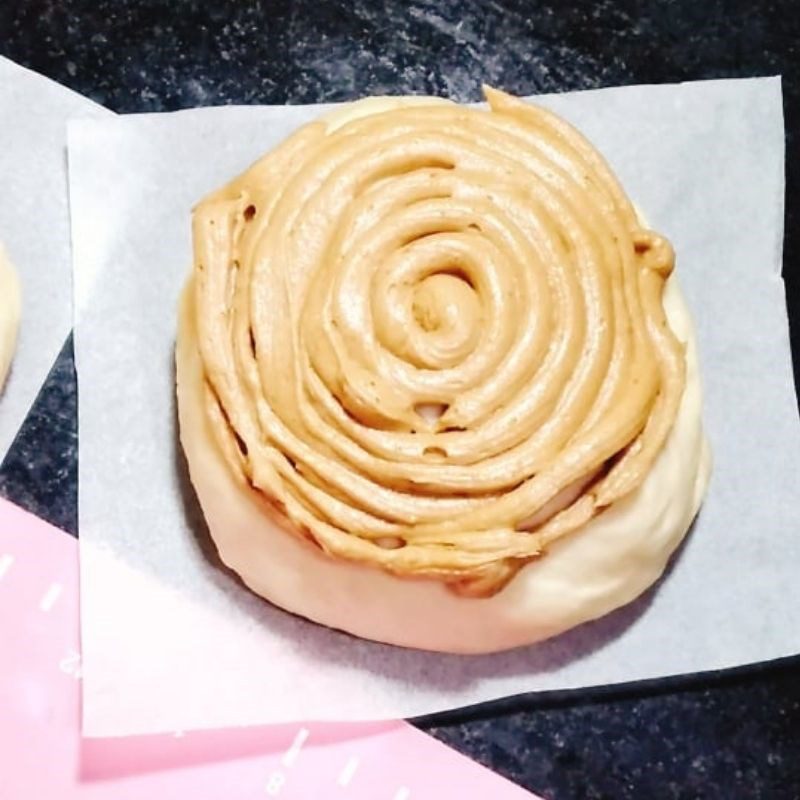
[70,77,800,737]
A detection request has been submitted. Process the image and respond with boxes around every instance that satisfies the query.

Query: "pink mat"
[0,498,539,798]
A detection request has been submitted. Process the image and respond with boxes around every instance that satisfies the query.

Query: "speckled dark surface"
[1,2,799,798]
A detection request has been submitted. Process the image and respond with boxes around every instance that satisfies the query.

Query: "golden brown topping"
[190,87,685,597]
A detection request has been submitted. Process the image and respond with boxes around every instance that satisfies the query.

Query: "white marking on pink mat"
[282,727,310,768]
[0,553,13,580]
[337,756,360,787]
[39,582,62,612]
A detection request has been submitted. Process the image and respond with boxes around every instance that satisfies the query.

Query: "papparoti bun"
[0,244,20,391]
[177,89,711,653]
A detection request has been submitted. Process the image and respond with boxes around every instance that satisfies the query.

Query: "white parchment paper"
[0,57,109,458]
[70,77,800,738]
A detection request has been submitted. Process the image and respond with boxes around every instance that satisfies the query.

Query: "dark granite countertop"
[1,2,799,798]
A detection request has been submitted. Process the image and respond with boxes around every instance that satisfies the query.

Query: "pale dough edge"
[0,244,21,391]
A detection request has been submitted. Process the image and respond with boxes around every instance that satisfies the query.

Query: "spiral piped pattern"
[190,88,685,597]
